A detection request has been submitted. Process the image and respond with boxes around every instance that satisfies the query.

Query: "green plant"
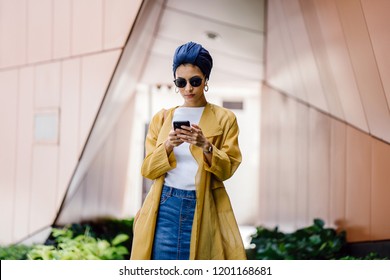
[338,252,388,260]
[47,217,134,259]
[0,218,134,260]
[247,219,347,260]
[0,244,33,260]
[27,227,129,260]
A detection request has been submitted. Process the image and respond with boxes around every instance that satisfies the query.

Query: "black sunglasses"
[174,76,203,88]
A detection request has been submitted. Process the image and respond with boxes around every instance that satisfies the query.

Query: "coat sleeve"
[204,116,242,181]
[141,110,176,180]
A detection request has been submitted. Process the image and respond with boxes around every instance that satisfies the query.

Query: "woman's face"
[175,64,207,107]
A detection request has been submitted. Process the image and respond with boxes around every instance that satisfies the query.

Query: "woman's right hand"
[165,129,183,154]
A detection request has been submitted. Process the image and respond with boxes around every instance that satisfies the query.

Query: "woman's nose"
[185,82,193,91]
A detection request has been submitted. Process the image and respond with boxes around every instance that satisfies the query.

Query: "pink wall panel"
[308,108,331,225]
[278,96,297,231]
[27,0,52,64]
[53,0,71,59]
[34,62,61,108]
[13,67,34,242]
[103,0,143,49]
[30,145,58,232]
[336,0,390,143]
[107,103,134,216]
[314,0,368,132]
[259,87,272,225]
[260,86,282,228]
[345,127,371,242]
[265,0,296,98]
[282,0,328,113]
[371,139,390,240]
[0,0,142,244]
[100,134,115,215]
[72,0,103,55]
[57,102,134,223]
[57,59,81,206]
[260,83,390,242]
[262,0,390,243]
[361,0,390,112]
[329,119,346,230]
[278,0,307,102]
[300,0,344,120]
[295,102,309,228]
[81,151,104,221]
[79,50,121,151]
[56,179,85,225]
[0,0,26,68]
[0,70,18,244]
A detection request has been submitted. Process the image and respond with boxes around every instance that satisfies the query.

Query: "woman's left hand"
[176,124,209,149]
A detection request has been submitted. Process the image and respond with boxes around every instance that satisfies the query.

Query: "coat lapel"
[156,107,177,145]
[191,103,223,166]
[198,103,223,138]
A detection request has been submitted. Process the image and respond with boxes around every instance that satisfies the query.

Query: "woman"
[130,41,246,260]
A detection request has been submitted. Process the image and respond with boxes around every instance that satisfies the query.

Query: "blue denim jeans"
[152,185,196,260]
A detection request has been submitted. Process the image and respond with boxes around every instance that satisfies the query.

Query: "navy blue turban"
[172,42,213,79]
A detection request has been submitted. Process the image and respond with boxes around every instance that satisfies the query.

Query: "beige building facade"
[1,0,390,247]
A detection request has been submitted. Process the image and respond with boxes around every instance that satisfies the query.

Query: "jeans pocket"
[159,190,170,205]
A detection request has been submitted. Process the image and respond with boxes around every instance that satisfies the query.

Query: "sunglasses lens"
[174,77,203,88]
[190,77,202,87]
[174,78,186,88]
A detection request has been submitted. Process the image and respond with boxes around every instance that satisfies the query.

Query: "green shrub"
[0,244,33,260]
[247,219,347,260]
[27,227,129,260]
[47,218,134,259]
[0,218,134,260]
[339,252,388,260]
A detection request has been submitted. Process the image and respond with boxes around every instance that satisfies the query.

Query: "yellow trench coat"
[130,103,246,260]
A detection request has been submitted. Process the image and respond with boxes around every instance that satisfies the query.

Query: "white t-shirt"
[164,106,205,190]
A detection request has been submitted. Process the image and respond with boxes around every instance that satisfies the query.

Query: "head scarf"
[172,42,213,79]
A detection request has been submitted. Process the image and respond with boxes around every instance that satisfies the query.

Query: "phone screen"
[173,121,190,130]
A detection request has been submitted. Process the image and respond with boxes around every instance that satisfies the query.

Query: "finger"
[178,134,188,139]
[191,124,202,134]
[172,137,183,145]
[180,126,192,132]
[177,130,192,137]
[170,134,180,142]
[179,134,192,142]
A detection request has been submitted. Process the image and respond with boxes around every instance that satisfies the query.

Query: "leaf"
[111,234,129,246]
[313,219,324,228]
[309,235,321,245]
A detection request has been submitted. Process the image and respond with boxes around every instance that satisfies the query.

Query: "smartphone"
[173,121,190,130]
